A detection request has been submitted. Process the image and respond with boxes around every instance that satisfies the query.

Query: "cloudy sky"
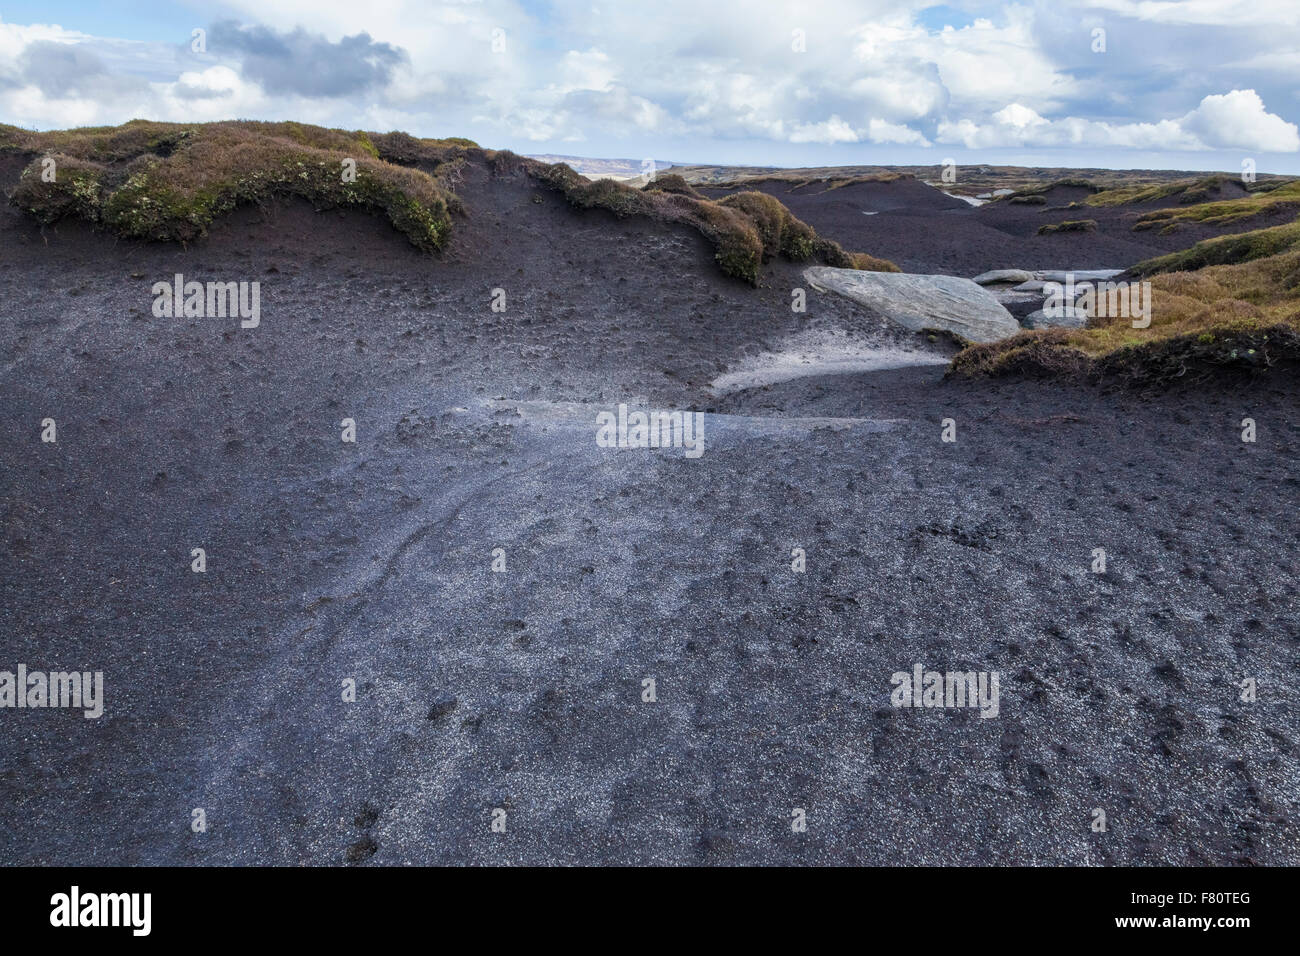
[1,0,1298,172]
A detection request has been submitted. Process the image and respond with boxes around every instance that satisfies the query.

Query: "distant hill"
[666,162,1265,197]
[521,155,1278,195]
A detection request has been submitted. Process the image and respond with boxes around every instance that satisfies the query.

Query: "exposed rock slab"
[803,267,1021,344]
[972,269,1036,285]
[981,268,1127,288]
[1036,269,1126,283]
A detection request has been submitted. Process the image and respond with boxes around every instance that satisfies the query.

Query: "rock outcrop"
[804,267,1021,344]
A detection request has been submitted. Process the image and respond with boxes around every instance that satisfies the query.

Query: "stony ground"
[1,155,1297,864]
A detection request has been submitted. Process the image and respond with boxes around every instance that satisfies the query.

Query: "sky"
[1,1,1298,173]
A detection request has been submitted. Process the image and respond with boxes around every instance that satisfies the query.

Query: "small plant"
[1038,219,1097,235]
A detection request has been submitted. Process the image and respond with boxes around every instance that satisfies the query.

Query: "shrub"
[716,192,803,259]
[370,130,477,166]
[10,155,106,223]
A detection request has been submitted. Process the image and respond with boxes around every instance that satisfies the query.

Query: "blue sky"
[2,1,1298,172]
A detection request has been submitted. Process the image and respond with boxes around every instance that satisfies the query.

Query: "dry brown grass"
[846,252,902,272]
[950,249,1300,384]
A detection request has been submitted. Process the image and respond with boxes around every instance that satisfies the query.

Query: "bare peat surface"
[1,156,1297,865]
[697,178,1294,276]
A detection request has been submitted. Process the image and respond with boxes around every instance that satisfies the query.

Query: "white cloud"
[557,49,615,93]
[789,115,859,144]
[1083,0,1300,28]
[787,115,930,146]
[0,4,1296,164]
[937,90,1297,152]
[918,8,1078,112]
[866,118,930,146]
[1181,89,1300,151]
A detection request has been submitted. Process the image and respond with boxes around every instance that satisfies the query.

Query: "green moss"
[1128,220,1300,276]
[1129,179,1300,229]
[1085,178,1210,207]
[780,220,816,261]
[7,121,455,251]
[353,131,380,159]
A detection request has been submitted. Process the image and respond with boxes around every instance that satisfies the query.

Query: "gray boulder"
[991,290,1049,321]
[1035,269,1126,283]
[803,267,1021,344]
[971,269,1036,285]
[1023,307,1089,329]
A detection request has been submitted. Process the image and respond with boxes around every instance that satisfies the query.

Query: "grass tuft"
[1038,219,1098,235]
